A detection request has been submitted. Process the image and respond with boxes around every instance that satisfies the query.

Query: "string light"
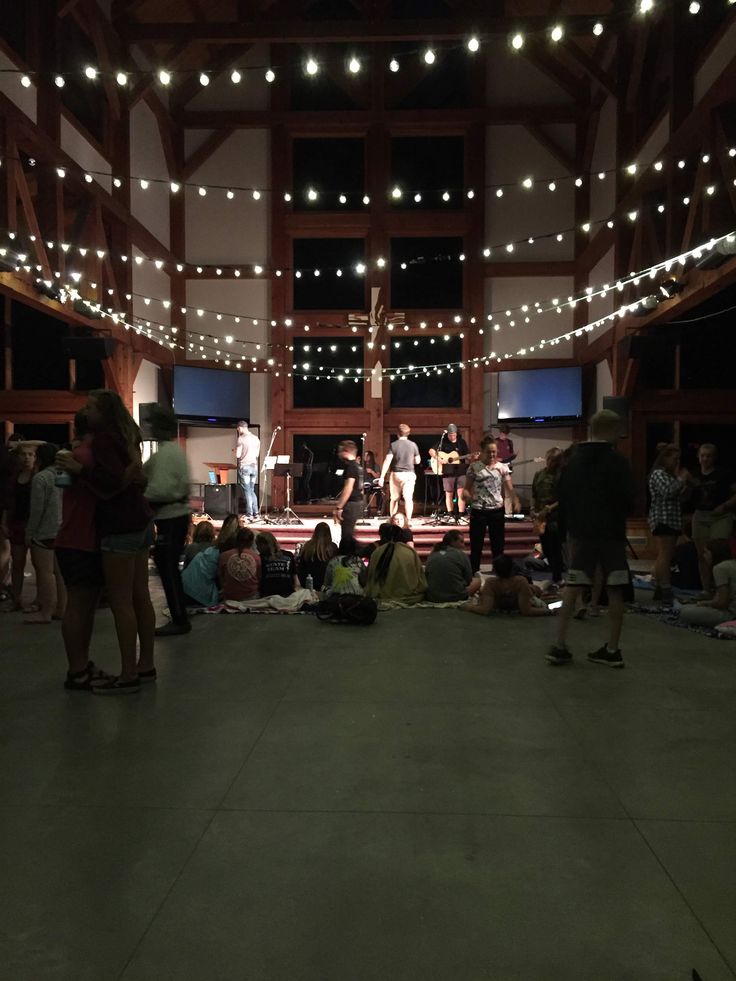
[265,69,276,83]
[305,58,319,76]
[593,22,604,36]
[550,25,564,42]
[423,49,436,65]
[389,58,400,72]
[511,33,524,50]
[467,37,480,53]
[348,57,361,74]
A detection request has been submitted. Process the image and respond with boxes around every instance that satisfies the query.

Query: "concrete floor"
[1,574,735,981]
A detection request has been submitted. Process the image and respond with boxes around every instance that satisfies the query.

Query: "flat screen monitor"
[498,366,582,424]
[173,365,251,425]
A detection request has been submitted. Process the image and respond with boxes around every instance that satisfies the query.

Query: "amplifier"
[204,484,239,519]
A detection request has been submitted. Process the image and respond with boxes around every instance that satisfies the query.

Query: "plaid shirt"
[648,468,684,532]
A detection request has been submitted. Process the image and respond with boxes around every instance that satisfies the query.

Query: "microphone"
[275,425,282,431]
[361,432,367,439]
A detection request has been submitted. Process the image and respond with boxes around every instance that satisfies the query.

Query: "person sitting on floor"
[296,521,337,590]
[256,531,299,597]
[679,539,736,628]
[184,520,215,567]
[181,513,239,607]
[365,525,426,604]
[323,536,368,596]
[425,529,482,603]
[219,527,261,602]
[461,554,553,617]
[389,512,414,548]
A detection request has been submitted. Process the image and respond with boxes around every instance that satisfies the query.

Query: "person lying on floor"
[461,554,554,617]
[678,538,736,628]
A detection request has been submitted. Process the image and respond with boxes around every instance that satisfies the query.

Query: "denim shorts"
[100,523,154,554]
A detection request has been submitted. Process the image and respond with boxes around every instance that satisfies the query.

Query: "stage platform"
[193,513,539,563]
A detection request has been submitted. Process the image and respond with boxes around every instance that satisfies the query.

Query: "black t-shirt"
[342,459,364,502]
[439,436,469,476]
[260,550,296,597]
[693,468,733,511]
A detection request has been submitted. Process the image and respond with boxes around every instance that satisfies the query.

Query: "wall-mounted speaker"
[602,396,630,438]
[61,336,117,360]
[204,484,239,519]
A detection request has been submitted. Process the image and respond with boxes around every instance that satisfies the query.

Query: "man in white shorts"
[379,424,421,524]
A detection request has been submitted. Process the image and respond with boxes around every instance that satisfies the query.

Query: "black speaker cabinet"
[138,402,159,441]
[62,336,117,360]
[204,484,239,518]
[602,396,630,438]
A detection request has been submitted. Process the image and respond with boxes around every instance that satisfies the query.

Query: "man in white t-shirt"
[463,438,517,573]
[235,421,261,520]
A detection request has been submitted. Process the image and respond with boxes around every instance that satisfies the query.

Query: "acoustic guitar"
[429,453,544,475]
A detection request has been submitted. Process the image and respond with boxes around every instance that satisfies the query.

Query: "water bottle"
[305,573,314,591]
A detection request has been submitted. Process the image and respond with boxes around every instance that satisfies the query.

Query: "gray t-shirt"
[425,547,473,602]
[390,438,419,473]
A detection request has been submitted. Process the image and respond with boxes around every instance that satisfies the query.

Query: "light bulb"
[389,58,399,72]
[139,179,149,190]
[414,193,422,203]
[550,25,563,42]
[522,176,533,189]
[467,189,475,199]
[305,58,319,76]
[424,49,436,65]
[355,262,366,274]
[496,188,504,198]
[265,69,275,83]
[348,57,361,74]
[116,71,128,86]
[170,181,180,193]
[339,194,347,204]
[198,186,207,196]
[467,37,480,52]
[199,72,209,86]
[511,33,524,50]
[227,189,235,199]
[55,75,65,88]
[377,257,386,268]
[84,66,97,79]
[548,182,556,191]
[593,22,603,36]
[391,185,402,199]
[307,187,318,201]
[20,75,31,88]
[639,0,654,13]
[158,69,171,86]
[252,189,261,200]
[231,69,241,84]
[362,194,370,205]
[442,191,450,202]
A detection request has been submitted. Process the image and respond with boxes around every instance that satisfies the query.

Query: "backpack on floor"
[316,594,378,626]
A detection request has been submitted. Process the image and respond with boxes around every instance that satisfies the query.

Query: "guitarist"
[429,424,471,521]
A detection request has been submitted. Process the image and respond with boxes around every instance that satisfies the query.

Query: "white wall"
[184,130,270,265]
[596,357,613,410]
[0,50,36,122]
[130,102,170,249]
[185,426,238,484]
[484,277,575,358]
[132,358,159,425]
[486,40,574,106]
[590,96,616,221]
[61,117,111,194]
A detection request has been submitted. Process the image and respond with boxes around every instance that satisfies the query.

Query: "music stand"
[273,462,304,524]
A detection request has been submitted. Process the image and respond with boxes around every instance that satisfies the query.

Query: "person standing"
[531,447,564,586]
[648,442,688,605]
[379,423,421,524]
[429,424,472,519]
[235,421,261,521]
[333,440,364,546]
[144,406,192,636]
[1,442,37,611]
[690,443,736,595]
[464,438,515,573]
[24,442,67,624]
[494,424,517,466]
[546,410,636,669]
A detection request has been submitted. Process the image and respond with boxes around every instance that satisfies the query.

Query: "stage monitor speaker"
[602,396,629,438]
[138,402,159,441]
[204,484,239,519]
[62,336,117,360]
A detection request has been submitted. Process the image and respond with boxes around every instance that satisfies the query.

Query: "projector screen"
[498,366,582,423]
[173,366,251,422]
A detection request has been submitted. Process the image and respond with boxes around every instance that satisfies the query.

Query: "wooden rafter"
[560,39,616,97]
[625,23,650,114]
[523,123,576,174]
[181,128,236,182]
[523,46,589,105]
[14,165,53,280]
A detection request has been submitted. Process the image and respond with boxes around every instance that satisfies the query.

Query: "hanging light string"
[3,0,724,97]
[6,229,733,381]
[3,136,734,216]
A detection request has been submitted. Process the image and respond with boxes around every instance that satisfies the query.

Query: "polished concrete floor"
[1,576,735,981]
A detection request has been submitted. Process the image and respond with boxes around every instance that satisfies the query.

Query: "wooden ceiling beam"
[560,39,616,97]
[176,105,582,129]
[181,128,235,181]
[120,15,610,44]
[523,122,576,174]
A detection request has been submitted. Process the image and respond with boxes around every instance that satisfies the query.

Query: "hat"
[447,423,458,434]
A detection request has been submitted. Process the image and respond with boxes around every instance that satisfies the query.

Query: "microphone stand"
[357,432,371,526]
[258,426,280,524]
[425,430,448,526]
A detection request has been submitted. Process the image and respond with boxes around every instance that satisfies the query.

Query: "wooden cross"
[348,286,405,398]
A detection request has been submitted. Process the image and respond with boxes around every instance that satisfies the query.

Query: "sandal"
[63,661,114,692]
[92,676,141,696]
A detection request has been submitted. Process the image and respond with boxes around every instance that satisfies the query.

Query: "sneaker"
[546,645,572,666]
[91,677,141,696]
[155,621,192,637]
[587,645,624,669]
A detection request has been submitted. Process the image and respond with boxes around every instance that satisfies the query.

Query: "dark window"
[12,422,70,446]
[292,138,365,211]
[391,0,451,15]
[292,433,364,501]
[679,315,736,390]
[292,337,364,408]
[305,0,362,18]
[0,7,27,59]
[390,237,463,309]
[293,238,366,310]
[58,19,106,145]
[11,302,70,390]
[634,331,676,389]
[389,334,462,407]
[390,136,464,209]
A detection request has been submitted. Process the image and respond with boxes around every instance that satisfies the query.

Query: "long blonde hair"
[301,521,335,562]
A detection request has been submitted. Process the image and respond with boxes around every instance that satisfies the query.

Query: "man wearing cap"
[379,423,421,524]
[429,424,472,521]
